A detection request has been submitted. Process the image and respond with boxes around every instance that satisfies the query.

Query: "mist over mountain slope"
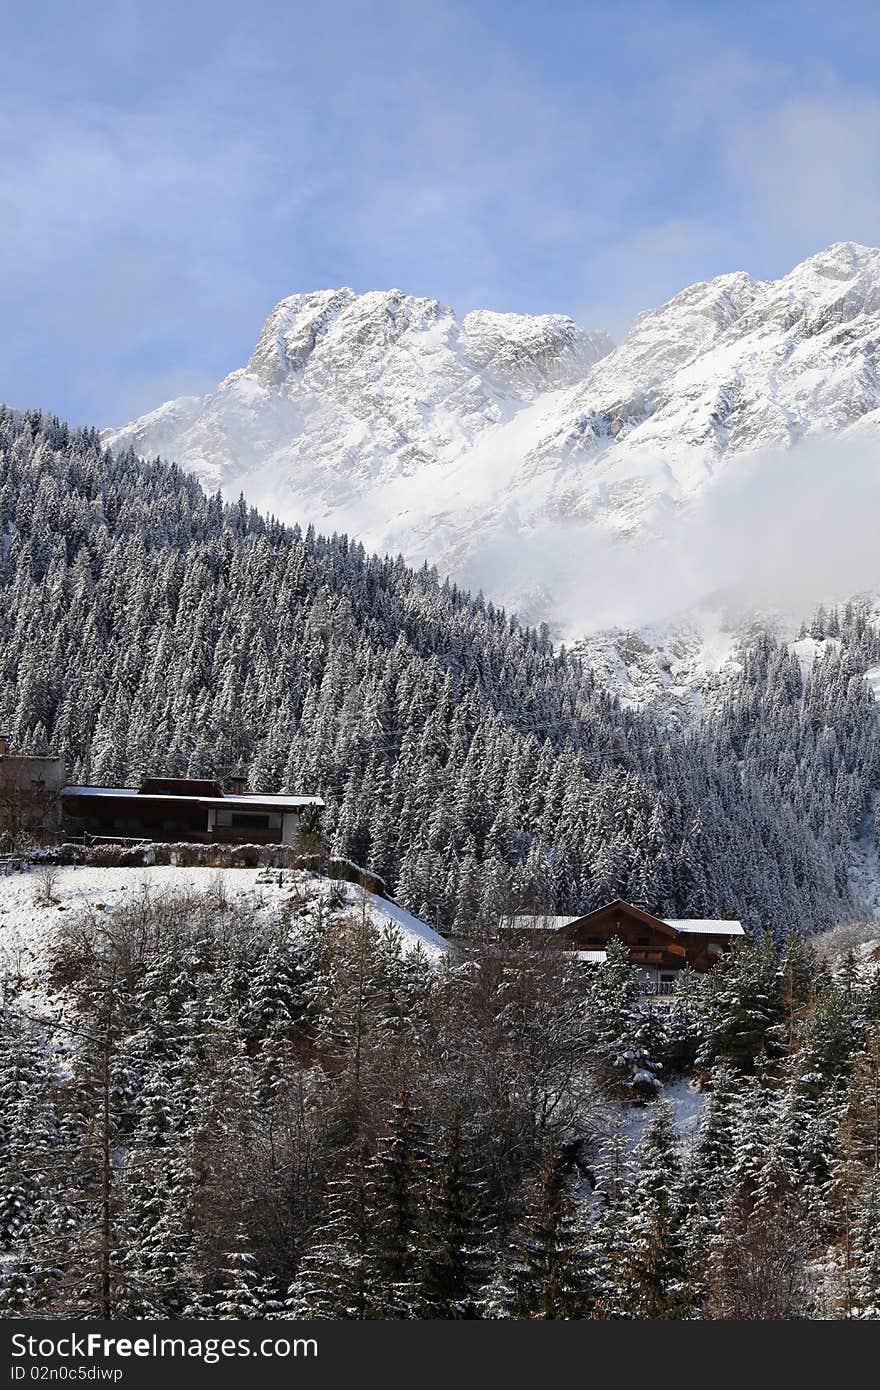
[106,243,880,640]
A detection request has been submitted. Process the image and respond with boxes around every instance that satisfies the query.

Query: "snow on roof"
[221,792,325,808]
[504,911,744,937]
[664,919,745,936]
[502,915,579,930]
[61,785,324,809]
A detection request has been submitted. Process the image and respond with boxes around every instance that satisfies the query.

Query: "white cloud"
[480,431,880,638]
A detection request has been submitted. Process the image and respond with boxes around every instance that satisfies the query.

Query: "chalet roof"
[554,900,682,939]
[138,777,223,797]
[664,918,745,937]
[500,901,745,939]
[61,785,324,810]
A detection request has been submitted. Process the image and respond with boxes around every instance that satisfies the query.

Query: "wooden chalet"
[505,899,745,992]
[61,776,324,849]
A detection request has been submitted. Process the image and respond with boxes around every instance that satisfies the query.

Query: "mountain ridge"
[105,242,880,638]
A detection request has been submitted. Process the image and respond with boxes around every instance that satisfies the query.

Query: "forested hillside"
[1,406,879,934]
[2,880,879,1318]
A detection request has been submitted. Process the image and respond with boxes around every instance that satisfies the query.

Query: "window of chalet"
[587,935,601,944]
[231,813,270,828]
[637,936,649,945]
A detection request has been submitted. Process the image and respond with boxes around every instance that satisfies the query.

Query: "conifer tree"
[361,1094,430,1318]
[286,1160,373,1319]
[419,1118,488,1318]
[616,1103,690,1319]
[490,1145,595,1319]
[213,1228,278,1319]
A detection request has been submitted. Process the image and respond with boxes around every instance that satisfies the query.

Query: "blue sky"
[3,0,880,425]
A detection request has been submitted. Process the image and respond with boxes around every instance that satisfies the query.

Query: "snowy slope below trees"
[0,865,448,986]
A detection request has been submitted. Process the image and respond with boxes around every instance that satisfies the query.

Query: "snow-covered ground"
[616,1076,707,1154]
[0,864,448,984]
[848,815,880,920]
[663,1076,707,1146]
[573,617,743,723]
[790,634,843,679]
[865,664,880,702]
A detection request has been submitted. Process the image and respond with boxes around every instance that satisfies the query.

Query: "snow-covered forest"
[3,407,880,1320]
[1,878,879,1319]
[2,408,880,936]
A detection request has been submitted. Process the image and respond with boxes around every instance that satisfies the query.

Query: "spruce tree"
[419,1118,488,1318]
[616,1102,690,1319]
[491,1145,595,1319]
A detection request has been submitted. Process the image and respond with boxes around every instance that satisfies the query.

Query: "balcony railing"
[652,980,676,997]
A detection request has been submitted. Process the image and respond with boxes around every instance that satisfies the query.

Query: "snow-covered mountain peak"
[728,241,880,338]
[625,269,761,357]
[241,286,457,388]
[550,269,764,434]
[239,286,608,399]
[242,287,358,384]
[105,245,880,642]
[788,239,880,282]
[106,286,613,500]
[460,309,613,394]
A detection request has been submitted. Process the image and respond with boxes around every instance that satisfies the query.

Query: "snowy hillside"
[571,618,745,723]
[6,410,879,936]
[106,243,880,636]
[0,865,448,988]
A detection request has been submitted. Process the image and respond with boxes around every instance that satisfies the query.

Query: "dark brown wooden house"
[61,777,323,849]
[505,900,745,992]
